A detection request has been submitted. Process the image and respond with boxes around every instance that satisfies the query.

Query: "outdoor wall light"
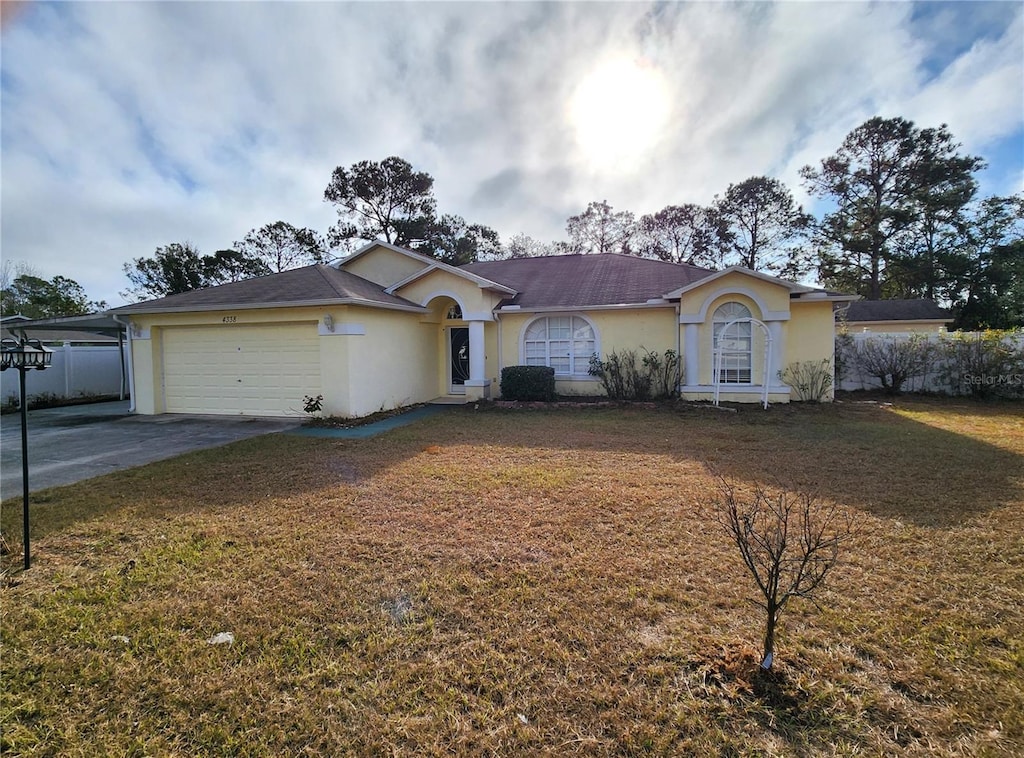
[1,337,53,570]
[323,314,334,332]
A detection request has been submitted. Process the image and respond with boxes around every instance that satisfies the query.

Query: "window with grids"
[523,316,596,375]
[713,302,752,384]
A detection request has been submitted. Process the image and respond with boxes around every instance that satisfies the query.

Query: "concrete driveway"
[1,401,303,500]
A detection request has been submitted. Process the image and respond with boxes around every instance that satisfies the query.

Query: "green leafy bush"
[939,330,1024,398]
[500,366,556,401]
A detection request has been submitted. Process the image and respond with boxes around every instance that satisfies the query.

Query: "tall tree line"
[122,119,1020,327]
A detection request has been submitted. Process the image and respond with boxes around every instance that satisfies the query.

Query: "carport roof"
[111,264,425,314]
[3,313,124,341]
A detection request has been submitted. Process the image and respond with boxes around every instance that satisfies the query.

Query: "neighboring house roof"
[844,299,951,323]
[111,264,424,315]
[461,254,716,308]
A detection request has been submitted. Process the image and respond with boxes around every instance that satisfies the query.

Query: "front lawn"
[2,399,1022,755]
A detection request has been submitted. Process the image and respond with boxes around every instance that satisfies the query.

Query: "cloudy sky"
[2,1,1022,307]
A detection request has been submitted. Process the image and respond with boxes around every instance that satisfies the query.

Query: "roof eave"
[662,266,818,299]
[384,261,518,297]
[498,301,678,314]
[111,298,428,316]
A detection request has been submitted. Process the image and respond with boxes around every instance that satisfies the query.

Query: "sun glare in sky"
[568,57,672,171]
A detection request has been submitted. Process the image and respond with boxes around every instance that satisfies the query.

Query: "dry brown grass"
[2,397,1022,756]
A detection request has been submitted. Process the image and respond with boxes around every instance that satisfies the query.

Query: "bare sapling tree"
[712,479,854,670]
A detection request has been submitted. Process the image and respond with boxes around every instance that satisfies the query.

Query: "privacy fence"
[836,330,1024,397]
[1,342,128,405]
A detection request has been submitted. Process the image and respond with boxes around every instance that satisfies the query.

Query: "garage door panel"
[163,325,321,416]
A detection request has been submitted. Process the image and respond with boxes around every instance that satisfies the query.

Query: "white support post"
[464,320,490,401]
[468,321,485,383]
[768,320,784,384]
[63,341,72,397]
[684,323,698,390]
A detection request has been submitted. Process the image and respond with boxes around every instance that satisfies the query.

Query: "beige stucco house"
[112,242,855,417]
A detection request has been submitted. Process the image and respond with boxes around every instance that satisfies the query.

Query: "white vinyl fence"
[837,331,1024,394]
[1,342,127,404]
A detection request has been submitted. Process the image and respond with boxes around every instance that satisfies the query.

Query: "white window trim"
[713,303,754,385]
[519,313,600,380]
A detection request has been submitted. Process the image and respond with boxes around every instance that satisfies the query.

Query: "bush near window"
[588,348,679,401]
[779,359,834,402]
[500,366,556,401]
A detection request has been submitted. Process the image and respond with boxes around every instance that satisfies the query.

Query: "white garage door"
[163,324,321,416]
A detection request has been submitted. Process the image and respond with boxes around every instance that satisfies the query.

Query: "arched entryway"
[422,294,490,401]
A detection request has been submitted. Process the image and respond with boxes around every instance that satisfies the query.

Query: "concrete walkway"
[286,404,452,439]
[1,401,302,499]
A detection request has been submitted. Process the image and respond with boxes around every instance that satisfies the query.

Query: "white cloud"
[1,1,1021,305]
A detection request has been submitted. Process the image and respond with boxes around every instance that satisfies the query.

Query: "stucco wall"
[341,246,429,288]
[342,307,437,416]
[786,301,835,365]
[678,271,791,321]
[494,306,678,396]
[395,268,502,318]
[783,300,837,400]
[126,305,438,417]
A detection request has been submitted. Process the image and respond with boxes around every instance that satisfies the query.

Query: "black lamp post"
[1,337,52,570]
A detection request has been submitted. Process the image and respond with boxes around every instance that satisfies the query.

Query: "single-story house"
[839,299,952,333]
[111,242,856,417]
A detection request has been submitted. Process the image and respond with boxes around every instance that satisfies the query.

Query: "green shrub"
[939,330,1024,398]
[500,366,556,401]
[588,348,679,401]
[779,359,834,402]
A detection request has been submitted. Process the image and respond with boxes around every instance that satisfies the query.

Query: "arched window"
[523,315,596,376]
[713,302,752,384]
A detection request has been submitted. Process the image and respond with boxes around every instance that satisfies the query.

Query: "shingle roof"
[460,254,716,308]
[111,264,422,314]
[845,299,951,322]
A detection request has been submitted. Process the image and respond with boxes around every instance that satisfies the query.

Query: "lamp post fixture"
[1,337,52,570]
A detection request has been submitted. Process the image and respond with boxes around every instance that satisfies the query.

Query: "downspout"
[111,314,135,412]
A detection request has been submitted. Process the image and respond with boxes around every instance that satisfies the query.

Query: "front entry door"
[448,327,470,394]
